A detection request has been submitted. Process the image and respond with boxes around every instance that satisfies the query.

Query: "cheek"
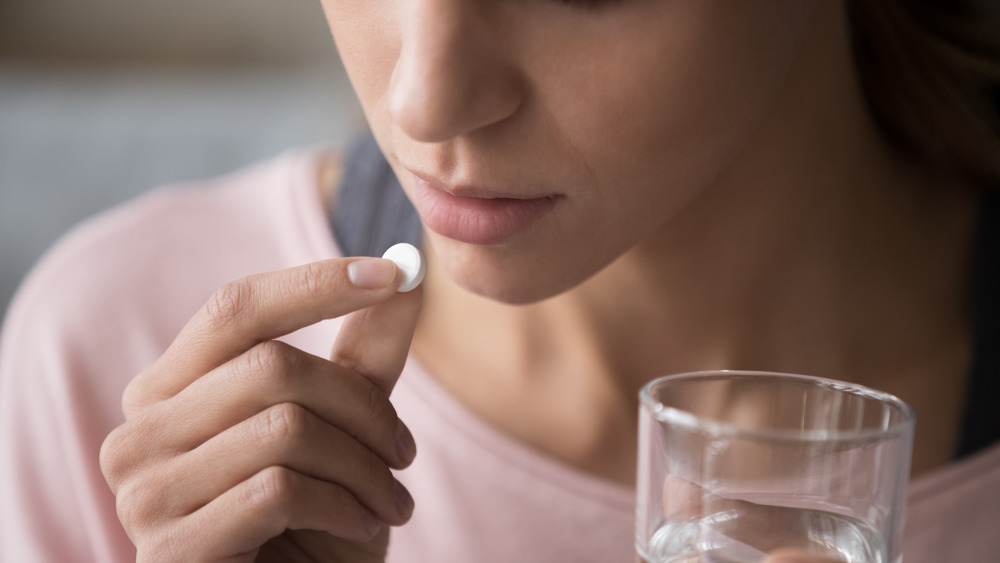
[538,0,818,224]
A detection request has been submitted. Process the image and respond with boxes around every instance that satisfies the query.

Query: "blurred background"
[0,0,363,320]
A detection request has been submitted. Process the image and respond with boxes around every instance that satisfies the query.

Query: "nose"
[388,0,523,143]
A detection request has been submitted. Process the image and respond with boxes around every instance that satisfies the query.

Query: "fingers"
[330,286,423,395]
[155,402,413,526]
[171,467,381,560]
[101,342,414,494]
[103,256,424,560]
[104,340,417,561]
[124,257,401,415]
[158,341,415,469]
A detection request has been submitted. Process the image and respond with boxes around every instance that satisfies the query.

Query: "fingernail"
[395,421,417,464]
[361,506,381,537]
[393,479,414,519]
[347,258,397,289]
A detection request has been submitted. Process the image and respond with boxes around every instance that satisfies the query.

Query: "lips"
[408,172,560,246]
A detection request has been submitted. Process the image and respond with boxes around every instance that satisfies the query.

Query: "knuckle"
[253,402,307,447]
[115,478,157,534]
[295,261,334,301]
[120,384,142,419]
[360,378,394,428]
[136,527,182,563]
[114,481,139,526]
[121,367,166,419]
[363,448,392,487]
[120,378,148,419]
[240,340,296,383]
[244,466,293,512]
[116,473,195,563]
[204,278,254,329]
[99,427,127,486]
[99,420,151,492]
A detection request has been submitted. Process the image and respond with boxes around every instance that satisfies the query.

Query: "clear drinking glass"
[636,370,914,563]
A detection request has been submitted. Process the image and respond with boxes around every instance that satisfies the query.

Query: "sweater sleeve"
[0,226,142,562]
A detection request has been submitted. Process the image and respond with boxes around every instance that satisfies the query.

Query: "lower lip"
[410,176,559,246]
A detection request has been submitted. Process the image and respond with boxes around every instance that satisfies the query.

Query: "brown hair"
[849,0,1000,187]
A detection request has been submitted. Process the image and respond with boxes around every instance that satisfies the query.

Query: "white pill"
[381,243,426,293]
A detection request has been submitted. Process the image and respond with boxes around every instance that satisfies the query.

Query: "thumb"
[330,285,423,395]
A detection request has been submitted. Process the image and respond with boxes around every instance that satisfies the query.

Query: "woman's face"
[321,0,821,304]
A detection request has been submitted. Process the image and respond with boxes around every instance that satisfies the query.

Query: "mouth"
[407,170,562,246]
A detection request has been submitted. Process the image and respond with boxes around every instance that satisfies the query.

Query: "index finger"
[126,257,400,413]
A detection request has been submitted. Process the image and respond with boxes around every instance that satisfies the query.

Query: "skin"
[326,0,974,479]
[100,259,421,561]
[101,0,979,561]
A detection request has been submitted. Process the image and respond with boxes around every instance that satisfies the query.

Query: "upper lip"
[406,167,557,200]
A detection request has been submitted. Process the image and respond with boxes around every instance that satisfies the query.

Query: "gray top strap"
[332,134,424,257]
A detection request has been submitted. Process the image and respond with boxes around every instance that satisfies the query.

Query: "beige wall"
[0,0,338,66]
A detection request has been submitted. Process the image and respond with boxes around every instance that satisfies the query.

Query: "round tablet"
[381,243,426,293]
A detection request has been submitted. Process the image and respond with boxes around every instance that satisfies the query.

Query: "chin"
[451,269,565,305]
[429,236,605,306]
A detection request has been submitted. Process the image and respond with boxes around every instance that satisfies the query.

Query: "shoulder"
[2,148,340,386]
[0,148,346,561]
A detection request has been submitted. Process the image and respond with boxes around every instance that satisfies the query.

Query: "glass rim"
[639,370,916,443]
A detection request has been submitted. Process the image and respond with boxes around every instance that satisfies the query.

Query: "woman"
[1,0,997,561]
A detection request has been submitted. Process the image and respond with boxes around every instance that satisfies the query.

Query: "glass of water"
[636,370,914,563]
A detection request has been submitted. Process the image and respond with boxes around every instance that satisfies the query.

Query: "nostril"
[387,68,453,143]
[388,41,524,143]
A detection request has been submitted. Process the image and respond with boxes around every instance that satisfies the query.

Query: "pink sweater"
[1,150,997,562]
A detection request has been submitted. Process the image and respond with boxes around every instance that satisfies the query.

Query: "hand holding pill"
[100,248,424,563]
